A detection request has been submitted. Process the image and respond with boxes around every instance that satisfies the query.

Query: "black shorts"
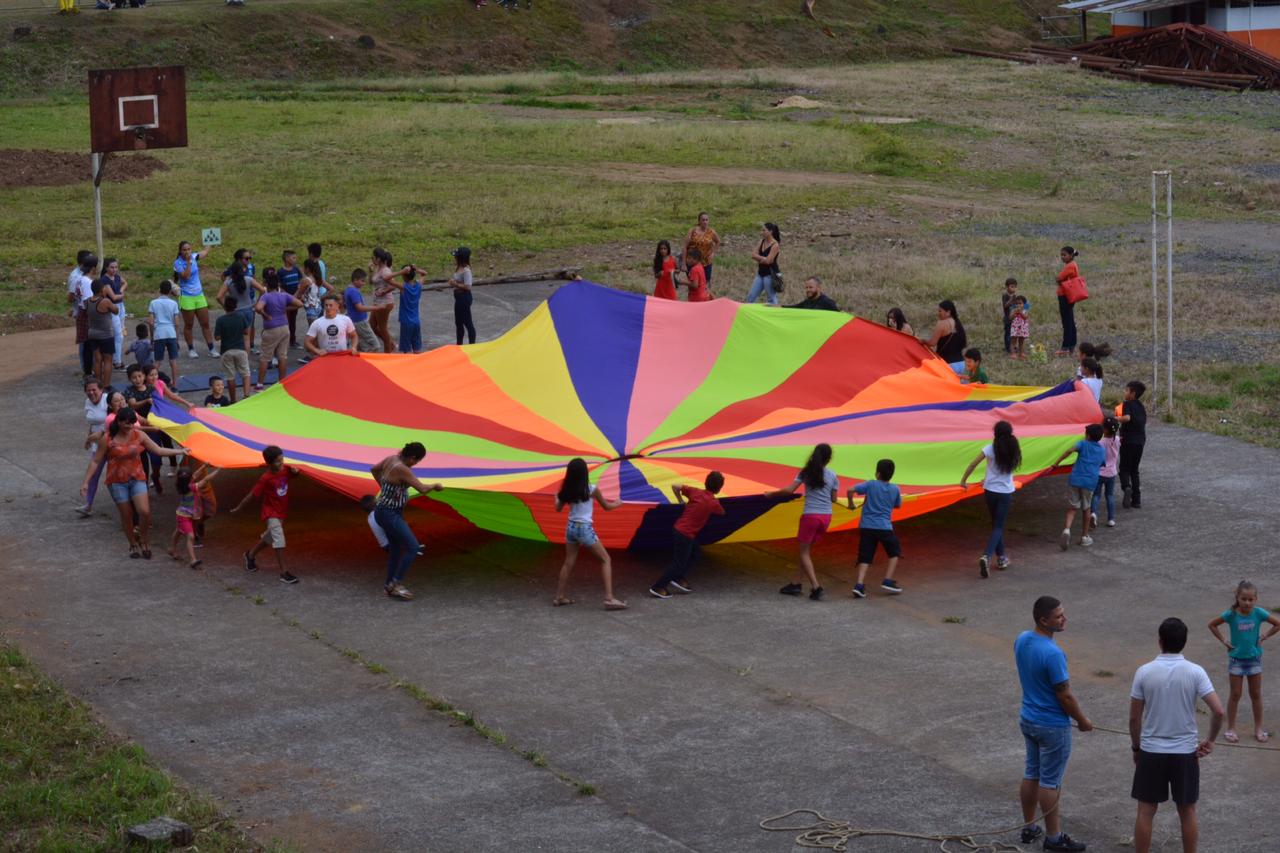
[86,337,115,356]
[857,528,901,564]
[1131,750,1199,805]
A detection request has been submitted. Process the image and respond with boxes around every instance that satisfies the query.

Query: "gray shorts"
[260,517,286,549]
[354,319,379,353]
[1066,487,1091,510]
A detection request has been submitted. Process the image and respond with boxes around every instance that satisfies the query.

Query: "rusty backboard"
[89,66,188,153]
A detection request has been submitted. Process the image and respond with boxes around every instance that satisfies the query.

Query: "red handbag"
[1061,276,1089,305]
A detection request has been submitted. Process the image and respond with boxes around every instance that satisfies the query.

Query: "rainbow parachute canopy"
[153,281,1101,548]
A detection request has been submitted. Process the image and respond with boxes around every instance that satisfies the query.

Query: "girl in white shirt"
[960,420,1022,578]
[552,457,627,610]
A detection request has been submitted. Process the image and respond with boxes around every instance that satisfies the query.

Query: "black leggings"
[1118,443,1145,504]
[1058,295,1077,352]
[454,292,476,345]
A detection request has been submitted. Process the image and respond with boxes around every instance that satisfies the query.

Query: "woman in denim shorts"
[551,458,627,610]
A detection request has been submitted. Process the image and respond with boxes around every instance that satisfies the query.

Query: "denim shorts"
[565,520,599,547]
[153,338,179,361]
[108,478,148,503]
[1020,719,1072,789]
[1229,656,1262,677]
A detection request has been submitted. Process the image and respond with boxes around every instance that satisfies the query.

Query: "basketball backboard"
[89,66,187,153]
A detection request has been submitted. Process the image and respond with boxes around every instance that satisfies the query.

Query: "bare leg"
[854,561,871,585]
[1175,802,1197,853]
[1019,777,1038,825]
[797,542,819,589]
[587,540,616,602]
[182,309,195,350]
[196,307,214,349]
[258,357,270,388]
[277,357,289,381]
[1227,674,1243,734]
[1038,786,1061,839]
[1063,508,1076,533]
[554,542,580,601]
[1133,801,1157,853]
[271,547,285,572]
[132,492,151,551]
[114,500,138,549]
[883,554,899,580]
[184,532,197,564]
[168,356,180,385]
[1248,673,1265,739]
[168,527,180,558]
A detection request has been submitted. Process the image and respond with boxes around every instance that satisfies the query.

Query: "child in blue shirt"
[1051,423,1106,550]
[388,265,424,354]
[846,458,903,598]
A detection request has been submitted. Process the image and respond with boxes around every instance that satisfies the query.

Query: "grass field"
[0,641,275,851]
[0,58,1278,444]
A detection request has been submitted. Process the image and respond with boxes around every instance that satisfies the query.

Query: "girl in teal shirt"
[1209,580,1280,743]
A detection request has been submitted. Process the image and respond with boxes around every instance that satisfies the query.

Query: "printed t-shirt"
[686,263,709,303]
[673,485,725,538]
[1067,440,1106,490]
[1015,630,1070,727]
[173,256,203,297]
[1130,654,1215,753]
[854,479,901,530]
[685,227,718,265]
[1121,400,1147,446]
[1222,607,1271,660]
[259,291,291,330]
[214,311,248,353]
[105,431,147,485]
[344,286,368,323]
[203,394,232,408]
[124,384,153,417]
[307,314,356,353]
[278,265,302,294]
[981,444,1015,493]
[793,468,839,515]
[399,282,422,325]
[149,297,180,340]
[252,468,294,520]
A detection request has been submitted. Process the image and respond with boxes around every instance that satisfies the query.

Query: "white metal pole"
[1165,171,1174,410]
[1151,172,1158,399]
[92,152,104,267]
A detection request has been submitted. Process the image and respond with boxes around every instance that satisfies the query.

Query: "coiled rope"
[759,805,1056,853]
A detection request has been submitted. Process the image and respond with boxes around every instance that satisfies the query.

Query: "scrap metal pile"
[954,23,1280,91]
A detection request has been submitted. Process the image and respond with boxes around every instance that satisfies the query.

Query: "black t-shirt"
[790,294,839,312]
[1121,399,1147,446]
[203,394,232,408]
[124,384,153,417]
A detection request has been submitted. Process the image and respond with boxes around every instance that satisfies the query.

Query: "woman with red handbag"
[1055,246,1084,356]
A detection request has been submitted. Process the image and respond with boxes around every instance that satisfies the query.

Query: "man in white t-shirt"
[68,251,96,376]
[305,294,357,356]
[1129,617,1225,853]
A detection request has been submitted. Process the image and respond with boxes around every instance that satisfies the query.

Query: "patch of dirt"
[772,95,827,109]
[0,149,167,189]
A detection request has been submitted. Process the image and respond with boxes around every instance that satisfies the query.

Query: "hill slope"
[0,0,1035,96]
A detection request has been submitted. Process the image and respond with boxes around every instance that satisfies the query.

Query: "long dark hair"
[109,406,138,438]
[175,469,192,496]
[1078,341,1112,378]
[763,222,781,243]
[887,307,908,331]
[990,421,1021,474]
[799,443,833,491]
[372,247,393,268]
[653,240,671,277]
[263,267,280,291]
[557,458,592,504]
[939,300,966,345]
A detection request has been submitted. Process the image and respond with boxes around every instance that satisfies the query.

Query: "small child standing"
[1009,296,1030,359]
[1078,357,1103,404]
[396,266,424,354]
[1001,277,1019,355]
[1090,416,1120,529]
[204,376,232,408]
[684,261,710,303]
[167,467,214,569]
[552,458,627,610]
[649,472,726,599]
[847,458,904,598]
[1117,380,1147,509]
[1051,422,1106,549]
[960,347,988,384]
[231,445,301,585]
[130,323,155,370]
[1208,580,1280,743]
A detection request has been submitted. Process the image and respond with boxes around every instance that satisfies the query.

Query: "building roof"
[1060,0,1190,11]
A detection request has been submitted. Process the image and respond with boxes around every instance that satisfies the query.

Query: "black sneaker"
[852,583,866,598]
[279,571,299,585]
[779,582,802,596]
[809,586,825,601]
[1020,825,1043,844]
[1043,832,1086,852]
[978,554,990,578]
[243,552,258,573]
[648,587,671,599]
[880,579,902,594]
[1130,501,1141,509]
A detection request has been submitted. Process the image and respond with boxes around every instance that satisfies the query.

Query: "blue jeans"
[983,489,1013,558]
[1020,719,1072,789]
[374,506,418,587]
[745,274,778,305]
[1091,475,1115,521]
[398,321,422,353]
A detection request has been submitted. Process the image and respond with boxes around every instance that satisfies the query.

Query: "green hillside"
[0,0,1035,97]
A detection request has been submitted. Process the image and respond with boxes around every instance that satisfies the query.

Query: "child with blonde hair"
[1209,580,1280,743]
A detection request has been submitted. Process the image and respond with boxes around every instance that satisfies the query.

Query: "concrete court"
[2,281,1278,852]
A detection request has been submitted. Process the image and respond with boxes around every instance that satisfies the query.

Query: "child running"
[847,458,903,598]
[552,458,627,610]
[767,443,839,601]
[1050,423,1106,550]
[1208,580,1280,743]
[649,471,725,599]
[192,463,220,545]
[168,467,214,569]
[960,420,1022,578]
[231,445,301,585]
[1090,416,1120,529]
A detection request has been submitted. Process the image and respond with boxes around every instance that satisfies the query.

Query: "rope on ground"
[759,805,1056,853]
[1084,721,1280,751]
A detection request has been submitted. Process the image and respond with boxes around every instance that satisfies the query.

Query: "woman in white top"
[552,457,627,610]
[960,420,1022,578]
[77,377,110,516]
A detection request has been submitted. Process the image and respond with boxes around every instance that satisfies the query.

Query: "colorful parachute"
[151,281,1101,548]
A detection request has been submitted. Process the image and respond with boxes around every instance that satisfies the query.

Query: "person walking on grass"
[960,420,1022,578]
[744,222,781,305]
[81,407,185,560]
[1050,423,1105,551]
[847,458,903,599]
[172,240,218,359]
[1208,579,1280,744]
[552,458,627,610]
[232,445,301,585]
[767,443,839,601]
[370,442,443,601]
[649,471,725,600]
[1130,617,1224,853]
[450,246,477,344]
[1014,595,1092,852]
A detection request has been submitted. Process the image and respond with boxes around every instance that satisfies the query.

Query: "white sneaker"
[1089,512,1097,527]
[1106,519,1116,527]
[187,348,198,358]
[209,347,220,358]
[1080,535,1094,547]
[1060,529,1070,550]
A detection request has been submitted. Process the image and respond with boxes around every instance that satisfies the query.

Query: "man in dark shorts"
[1129,617,1224,853]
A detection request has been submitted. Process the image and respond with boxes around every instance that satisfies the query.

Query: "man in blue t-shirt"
[1052,422,1107,550]
[278,249,303,348]
[1014,596,1093,852]
[846,458,903,598]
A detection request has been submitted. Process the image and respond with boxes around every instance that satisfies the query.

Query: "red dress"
[686,263,710,303]
[653,256,677,300]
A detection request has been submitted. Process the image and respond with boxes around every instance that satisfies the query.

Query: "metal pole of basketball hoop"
[91,151,111,269]
[1151,170,1173,410]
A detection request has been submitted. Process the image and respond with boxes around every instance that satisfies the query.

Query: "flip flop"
[552,597,575,607]
[190,560,203,570]
[1224,730,1239,744]
[603,599,629,611]
[141,546,152,560]
[129,545,141,559]
[1258,731,1270,743]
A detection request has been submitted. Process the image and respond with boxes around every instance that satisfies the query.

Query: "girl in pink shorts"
[765,443,839,600]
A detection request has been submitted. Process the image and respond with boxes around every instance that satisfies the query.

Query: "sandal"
[190,560,203,570]
[1257,730,1270,744]
[1224,730,1239,744]
[141,546,152,560]
[603,598,629,611]
[129,545,141,559]
[552,597,575,607]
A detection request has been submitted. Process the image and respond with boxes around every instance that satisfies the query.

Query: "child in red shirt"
[231,444,301,584]
[650,471,725,599]
[684,261,710,303]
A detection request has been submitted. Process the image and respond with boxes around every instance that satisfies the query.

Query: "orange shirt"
[686,263,710,302]
[1056,261,1079,296]
[654,256,677,300]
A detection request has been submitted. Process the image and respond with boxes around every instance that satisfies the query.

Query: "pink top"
[1099,435,1121,478]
